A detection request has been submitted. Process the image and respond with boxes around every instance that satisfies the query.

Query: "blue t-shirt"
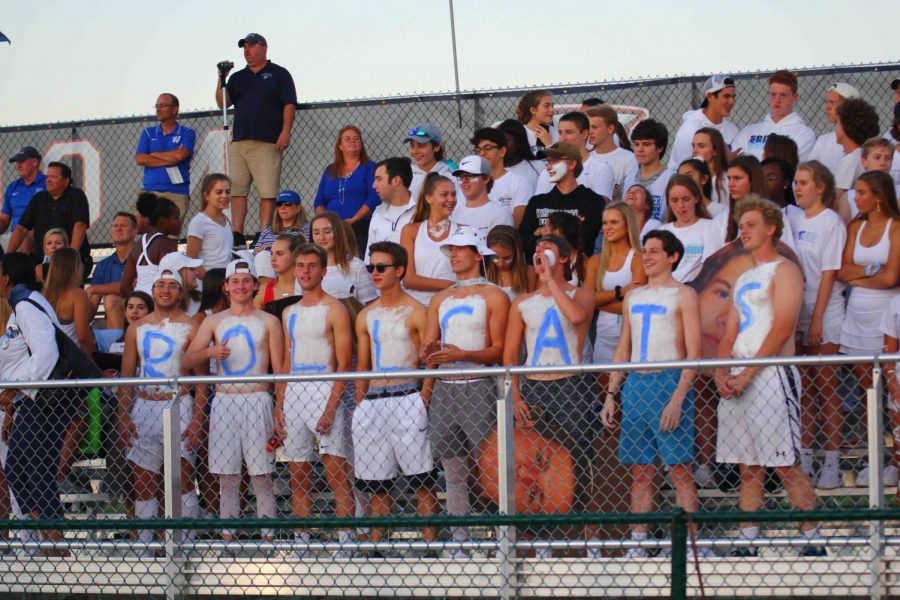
[134,122,196,195]
[2,171,46,229]
[226,61,297,144]
[91,251,127,286]
[313,161,380,220]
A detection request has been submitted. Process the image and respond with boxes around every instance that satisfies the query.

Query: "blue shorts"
[619,370,695,466]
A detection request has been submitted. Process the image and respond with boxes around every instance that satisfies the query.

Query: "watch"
[614,285,623,301]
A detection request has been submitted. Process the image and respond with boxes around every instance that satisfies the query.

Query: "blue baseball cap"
[405,123,442,144]
[276,189,302,205]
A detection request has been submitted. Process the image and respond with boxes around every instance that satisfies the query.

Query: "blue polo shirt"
[2,171,46,229]
[91,251,128,286]
[134,122,196,195]
[226,61,297,144]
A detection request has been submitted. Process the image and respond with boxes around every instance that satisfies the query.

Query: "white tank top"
[853,218,893,267]
[366,306,417,371]
[405,222,454,306]
[519,289,580,367]
[627,286,680,362]
[438,294,488,369]
[283,303,333,374]
[731,260,781,359]
[136,319,192,394]
[601,249,636,291]
[135,232,163,294]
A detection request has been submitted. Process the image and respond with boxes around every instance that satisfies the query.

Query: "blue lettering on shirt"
[440,305,474,345]
[797,230,817,244]
[736,282,762,333]
[683,244,704,256]
[221,324,256,376]
[371,318,403,372]
[288,313,326,373]
[651,194,663,220]
[531,307,572,366]
[630,303,667,362]
[142,330,176,378]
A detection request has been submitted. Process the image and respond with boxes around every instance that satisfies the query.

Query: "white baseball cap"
[225,258,257,280]
[158,252,202,274]
[153,267,183,288]
[827,82,861,100]
[702,74,736,96]
[452,155,491,177]
[439,230,495,257]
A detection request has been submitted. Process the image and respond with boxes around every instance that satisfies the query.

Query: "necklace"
[337,163,359,206]
[427,219,450,238]
[455,276,490,288]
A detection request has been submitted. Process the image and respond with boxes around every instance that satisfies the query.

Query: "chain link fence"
[1,62,898,246]
[0,357,898,597]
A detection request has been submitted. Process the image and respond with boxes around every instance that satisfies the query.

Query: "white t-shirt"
[409,160,454,202]
[592,147,638,198]
[809,131,844,173]
[733,112,817,161]
[506,160,542,196]
[788,207,847,309]
[187,212,233,270]
[834,148,862,190]
[640,218,664,240]
[533,153,615,199]
[323,256,378,304]
[488,170,532,216]
[452,198,514,243]
[667,109,740,170]
[660,218,724,283]
[623,166,675,222]
[524,117,561,156]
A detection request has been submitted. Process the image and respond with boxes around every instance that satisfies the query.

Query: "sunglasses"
[276,201,298,207]
[408,129,429,137]
[365,263,397,274]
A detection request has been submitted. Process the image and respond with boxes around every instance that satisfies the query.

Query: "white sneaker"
[535,547,553,559]
[449,549,470,560]
[332,548,354,559]
[856,465,899,487]
[816,465,842,490]
[586,539,602,559]
[694,464,717,489]
[624,546,648,559]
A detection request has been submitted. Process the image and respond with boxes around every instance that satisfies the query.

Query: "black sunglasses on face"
[365,263,397,273]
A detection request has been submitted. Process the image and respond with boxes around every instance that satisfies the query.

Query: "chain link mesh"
[0,357,896,597]
[0,62,897,250]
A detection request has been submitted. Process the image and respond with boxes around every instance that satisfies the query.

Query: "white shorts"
[282,380,348,462]
[127,395,196,474]
[209,391,275,476]
[797,299,844,347]
[716,365,802,468]
[352,388,433,483]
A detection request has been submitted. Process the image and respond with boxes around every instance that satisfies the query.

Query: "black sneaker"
[232,231,247,251]
[730,547,759,557]
[799,545,827,557]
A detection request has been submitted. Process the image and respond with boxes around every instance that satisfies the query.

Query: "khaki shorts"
[230,140,282,198]
[138,191,189,220]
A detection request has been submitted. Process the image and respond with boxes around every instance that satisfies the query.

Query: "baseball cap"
[544,142,583,176]
[8,146,41,163]
[891,78,900,91]
[452,155,491,178]
[238,33,267,47]
[276,189,302,205]
[404,123,442,144]
[702,74,736,96]
[538,234,572,258]
[827,82,861,100]
[158,252,202,275]
[153,268,183,288]
[439,230,495,257]
[226,258,257,279]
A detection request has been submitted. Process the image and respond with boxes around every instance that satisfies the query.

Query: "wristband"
[614,285,623,301]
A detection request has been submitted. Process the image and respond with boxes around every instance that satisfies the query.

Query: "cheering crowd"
[1,32,900,559]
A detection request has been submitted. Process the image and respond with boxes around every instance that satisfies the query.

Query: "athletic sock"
[739,526,759,540]
[799,448,815,476]
[823,450,840,471]
[136,499,160,547]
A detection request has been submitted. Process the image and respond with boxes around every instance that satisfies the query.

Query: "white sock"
[219,475,241,537]
[181,490,200,543]
[135,499,159,546]
[443,457,470,542]
[251,475,276,538]
[823,451,840,470]
[295,531,311,543]
[338,529,353,543]
[800,448,814,474]
[739,526,759,540]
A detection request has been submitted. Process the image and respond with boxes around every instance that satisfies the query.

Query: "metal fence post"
[496,372,517,600]
[867,361,884,600]
[670,508,688,600]
[162,380,183,600]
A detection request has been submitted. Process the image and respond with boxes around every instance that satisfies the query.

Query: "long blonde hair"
[43,247,82,311]
[311,211,355,273]
[594,203,642,292]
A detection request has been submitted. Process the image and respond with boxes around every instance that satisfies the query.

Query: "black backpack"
[15,297,103,380]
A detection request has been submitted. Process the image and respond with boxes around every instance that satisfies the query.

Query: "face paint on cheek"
[548,161,568,183]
